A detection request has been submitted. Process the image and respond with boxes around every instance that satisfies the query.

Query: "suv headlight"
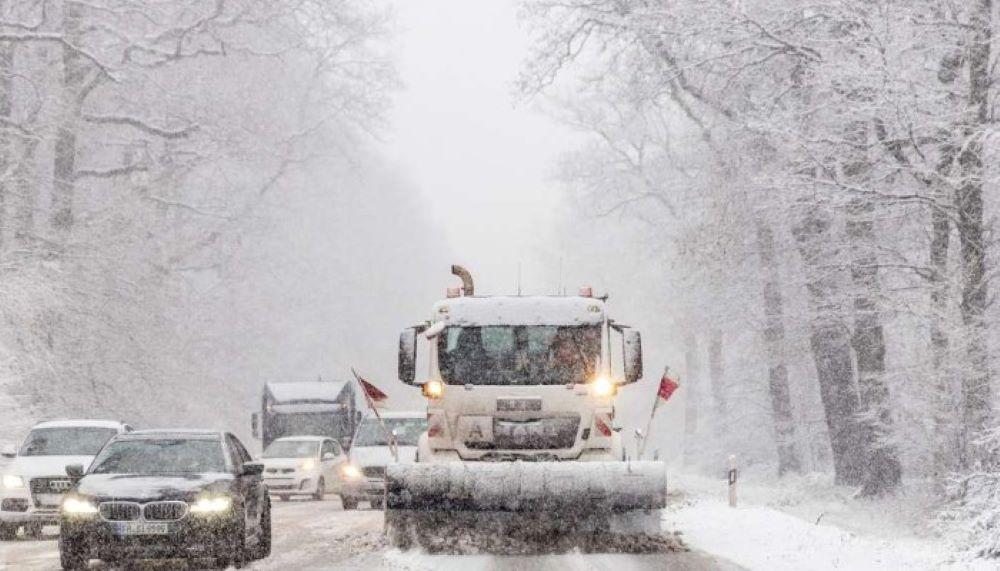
[340,464,362,480]
[190,495,232,514]
[300,459,315,471]
[62,496,98,516]
[1,474,24,489]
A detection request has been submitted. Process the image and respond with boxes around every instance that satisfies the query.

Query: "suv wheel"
[0,523,17,541]
[253,497,272,560]
[340,496,357,510]
[312,478,325,501]
[215,518,249,569]
[59,535,88,570]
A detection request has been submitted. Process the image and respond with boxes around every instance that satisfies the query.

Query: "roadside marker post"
[728,455,738,508]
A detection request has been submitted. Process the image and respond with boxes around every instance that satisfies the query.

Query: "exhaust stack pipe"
[451,265,474,296]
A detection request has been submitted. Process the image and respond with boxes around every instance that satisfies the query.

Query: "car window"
[20,427,118,456]
[90,438,226,474]
[223,435,244,469]
[321,440,337,457]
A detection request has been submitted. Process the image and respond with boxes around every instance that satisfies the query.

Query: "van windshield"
[437,325,600,385]
[353,418,427,447]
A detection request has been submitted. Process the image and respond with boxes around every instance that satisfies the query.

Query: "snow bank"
[666,474,991,571]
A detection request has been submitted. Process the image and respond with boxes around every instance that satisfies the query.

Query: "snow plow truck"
[385,266,667,549]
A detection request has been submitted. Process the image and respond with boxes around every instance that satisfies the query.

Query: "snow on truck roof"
[432,295,605,326]
[33,419,126,429]
[265,381,349,403]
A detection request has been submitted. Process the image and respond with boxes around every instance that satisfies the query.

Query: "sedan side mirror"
[1,444,16,459]
[322,452,336,461]
[623,330,643,384]
[241,462,264,477]
[66,464,85,480]
[399,327,418,385]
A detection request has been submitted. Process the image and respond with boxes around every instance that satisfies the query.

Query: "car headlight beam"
[590,375,618,397]
[1,474,24,489]
[190,496,232,514]
[300,459,315,471]
[62,496,98,516]
[341,464,362,480]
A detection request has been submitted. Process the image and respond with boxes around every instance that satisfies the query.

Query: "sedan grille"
[143,501,188,521]
[362,466,385,479]
[100,502,141,521]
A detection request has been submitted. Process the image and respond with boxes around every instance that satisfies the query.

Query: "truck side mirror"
[250,412,260,439]
[623,330,643,383]
[399,327,418,384]
[66,464,84,480]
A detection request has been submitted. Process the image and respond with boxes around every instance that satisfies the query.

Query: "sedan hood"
[349,445,417,467]
[76,473,235,502]
[262,458,311,470]
[2,455,95,479]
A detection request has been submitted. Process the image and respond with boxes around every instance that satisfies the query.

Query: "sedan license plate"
[114,522,169,535]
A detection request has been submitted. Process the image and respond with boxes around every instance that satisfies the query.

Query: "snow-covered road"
[0,497,743,570]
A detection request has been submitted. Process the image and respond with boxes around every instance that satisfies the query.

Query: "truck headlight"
[341,464,362,480]
[62,496,98,516]
[422,380,445,399]
[300,459,315,471]
[1,474,24,489]
[590,376,618,397]
[190,495,232,514]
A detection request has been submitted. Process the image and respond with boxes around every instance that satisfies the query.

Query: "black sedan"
[58,430,271,569]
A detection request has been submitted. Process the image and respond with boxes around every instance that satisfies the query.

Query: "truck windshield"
[89,439,227,474]
[437,325,600,385]
[263,440,319,459]
[353,418,427,447]
[19,427,118,456]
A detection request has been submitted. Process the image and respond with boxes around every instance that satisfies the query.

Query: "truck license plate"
[114,522,169,535]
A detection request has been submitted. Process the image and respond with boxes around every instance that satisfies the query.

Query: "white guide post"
[728,454,738,508]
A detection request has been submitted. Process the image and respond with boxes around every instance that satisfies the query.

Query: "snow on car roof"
[33,419,126,429]
[363,410,425,419]
[266,381,349,403]
[123,429,221,440]
[273,435,329,442]
[432,295,605,326]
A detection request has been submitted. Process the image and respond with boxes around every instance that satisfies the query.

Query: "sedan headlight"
[341,464,362,480]
[300,459,315,471]
[190,495,232,514]
[1,474,24,489]
[62,496,98,516]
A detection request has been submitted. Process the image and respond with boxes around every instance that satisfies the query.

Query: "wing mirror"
[623,330,643,384]
[399,327,418,385]
[241,462,264,477]
[1,444,16,459]
[66,464,85,480]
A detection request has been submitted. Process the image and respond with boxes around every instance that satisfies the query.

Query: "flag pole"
[351,368,398,462]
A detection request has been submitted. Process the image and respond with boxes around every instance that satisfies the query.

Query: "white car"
[338,412,427,510]
[261,436,346,501]
[0,419,131,540]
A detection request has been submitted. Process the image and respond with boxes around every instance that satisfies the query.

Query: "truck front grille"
[465,416,581,450]
[362,466,385,479]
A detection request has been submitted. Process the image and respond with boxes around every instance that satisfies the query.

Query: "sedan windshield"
[353,418,427,447]
[19,427,118,456]
[89,438,226,474]
[437,325,600,385]
[263,440,319,459]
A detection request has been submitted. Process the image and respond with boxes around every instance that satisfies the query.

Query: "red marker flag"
[358,375,388,403]
[351,368,397,460]
[657,373,680,402]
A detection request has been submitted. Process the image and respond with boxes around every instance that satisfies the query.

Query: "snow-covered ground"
[666,473,994,571]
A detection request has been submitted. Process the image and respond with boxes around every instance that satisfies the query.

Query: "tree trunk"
[846,197,902,495]
[683,332,701,468]
[793,206,866,485]
[755,219,801,475]
[51,3,87,243]
[956,0,992,469]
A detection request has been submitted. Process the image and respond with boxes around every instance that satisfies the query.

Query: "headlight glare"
[422,380,445,399]
[62,496,98,515]
[341,464,362,480]
[1,474,24,489]
[190,496,232,514]
[300,459,315,471]
[590,375,618,397]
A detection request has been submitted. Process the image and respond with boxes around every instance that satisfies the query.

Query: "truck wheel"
[58,536,88,570]
[312,478,325,501]
[340,496,358,510]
